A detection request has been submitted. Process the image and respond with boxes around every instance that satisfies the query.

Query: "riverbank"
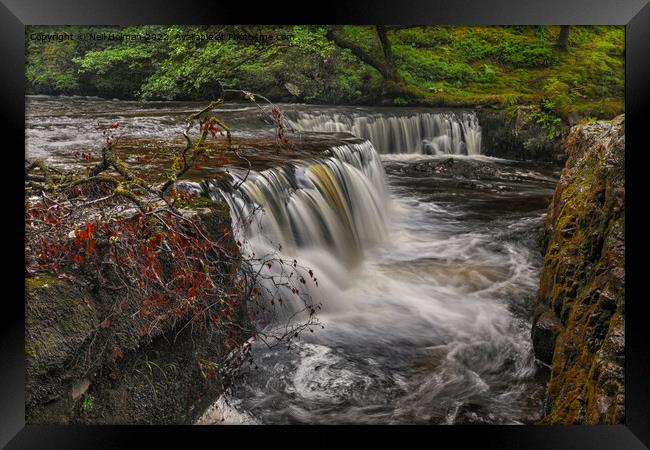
[26,201,250,424]
[27,26,623,134]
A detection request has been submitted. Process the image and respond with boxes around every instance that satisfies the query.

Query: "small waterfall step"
[285,110,482,155]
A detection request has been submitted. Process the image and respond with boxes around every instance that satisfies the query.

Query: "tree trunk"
[557,26,570,51]
[375,26,399,82]
[324,26,401,84]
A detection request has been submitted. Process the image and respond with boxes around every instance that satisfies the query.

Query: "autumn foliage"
[25,97,318,383]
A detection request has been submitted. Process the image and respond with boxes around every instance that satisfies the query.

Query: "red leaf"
[86,238,96,256]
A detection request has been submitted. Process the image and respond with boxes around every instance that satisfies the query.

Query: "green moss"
[27,330,61,363]
[176,195,214,209]
[536,117,624,425]
[26,275,59,289]
[25,341,37,359]
[398,26,624,120]
[26,274,97,373]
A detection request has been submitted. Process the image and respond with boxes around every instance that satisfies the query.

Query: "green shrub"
[457,36,499,61]
[26,40,80,94]
[397,46,476,85]
[532,100,565,139]
[395,27,453,47]
[499,42,557,68]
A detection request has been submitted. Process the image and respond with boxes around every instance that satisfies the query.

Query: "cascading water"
[286,111,482,156]
[201,140,550,425]
[24,97,559,425]
[211,141,389,317]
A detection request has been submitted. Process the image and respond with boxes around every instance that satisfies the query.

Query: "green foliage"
[393,26,453,47]
[477,64,497,83]
[26,39,79,94]
[542,78,574,117]
[456,34,500,61]
[396,45,476,85]
[81,393,95,411]
[77,42,162,98]
[499,41,556,68]
[531,100,565,140]
[25,25,624,121]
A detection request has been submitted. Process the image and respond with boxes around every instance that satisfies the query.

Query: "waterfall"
[200,126,546,426]
[207,141,389,316]
[286,111,482,155]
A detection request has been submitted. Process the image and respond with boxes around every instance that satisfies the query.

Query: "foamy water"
[201,142,555,424]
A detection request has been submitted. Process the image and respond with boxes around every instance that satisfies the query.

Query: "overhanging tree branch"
[324,26,397,81]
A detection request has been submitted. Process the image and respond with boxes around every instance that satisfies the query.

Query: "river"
[26,96,560,424]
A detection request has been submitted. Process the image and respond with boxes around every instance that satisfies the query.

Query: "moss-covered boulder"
[25,276,97,422]
[532,115,624,424]
[477,106,565,162]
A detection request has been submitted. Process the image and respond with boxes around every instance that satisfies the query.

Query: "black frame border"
[2,0,649,448]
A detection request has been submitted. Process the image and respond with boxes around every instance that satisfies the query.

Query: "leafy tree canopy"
[26,25,624,121]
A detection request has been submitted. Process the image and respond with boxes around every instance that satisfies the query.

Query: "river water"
[26,96,559,425]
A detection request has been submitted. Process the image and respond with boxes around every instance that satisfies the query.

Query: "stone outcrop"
[25,202,247,424]
[477,106,565,163]
[532,115,625,424]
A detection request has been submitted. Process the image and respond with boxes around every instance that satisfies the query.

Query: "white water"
[23,97,553,424]
[286,111,482,156]
[203,141,548,424]
[214,142,389,317]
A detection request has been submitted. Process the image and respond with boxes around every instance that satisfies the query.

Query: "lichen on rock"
[532,114,625,424]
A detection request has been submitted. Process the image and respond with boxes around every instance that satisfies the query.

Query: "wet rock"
[476,107,565,163]
[532,309,562,365]
[534,115,625,424]
[71,378,91,401]
[392,155,556,184]
[25,276,97,418]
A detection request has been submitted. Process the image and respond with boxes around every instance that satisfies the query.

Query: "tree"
[557,26,570,51]
[324,25,415,98]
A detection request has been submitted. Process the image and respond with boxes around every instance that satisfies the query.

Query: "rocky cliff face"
[532,115,625,424]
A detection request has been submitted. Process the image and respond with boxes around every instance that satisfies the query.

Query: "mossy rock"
[534,115,624,425]
[25,277,97,376]
[476,107,565,162]
[25,275,98,420]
